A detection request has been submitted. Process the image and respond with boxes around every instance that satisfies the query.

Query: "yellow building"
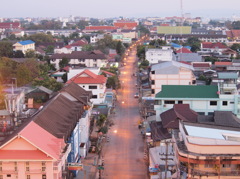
[13,40,35,54]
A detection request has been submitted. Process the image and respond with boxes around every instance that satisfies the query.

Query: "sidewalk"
[74,152,99,179]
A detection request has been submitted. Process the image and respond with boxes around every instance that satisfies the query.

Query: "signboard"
[149,167,159,173]
[68,163,83,171]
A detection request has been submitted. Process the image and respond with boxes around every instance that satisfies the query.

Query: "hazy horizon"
[1,0,240,19]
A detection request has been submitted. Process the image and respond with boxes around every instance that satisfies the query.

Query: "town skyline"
[1,0,240,19]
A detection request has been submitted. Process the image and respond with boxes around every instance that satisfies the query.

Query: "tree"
[0,41,13,57]
[82,44,94,51]
[0,82,5,109]
[13,50,24,58]
[59,57,69,69]
[25,49,36,58]
[106,76,119,89]
[230,43,240,52]
[137,45,146,59]
[232,21,240,29]
[77,20,89,30]
[116,41,125,55]
[183,37,201,52]
[137,25,150,36]
[27,33,54,45]
[32,76,63,92]
[204,56,218,64]
[45,45,54,54]
[16,64,32,86]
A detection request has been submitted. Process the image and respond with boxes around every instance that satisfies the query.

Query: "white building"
[50,51,107,70]
[154,83,239,121]
[150,61,196,96]
[145,47,174,64]
[66,69,107,104]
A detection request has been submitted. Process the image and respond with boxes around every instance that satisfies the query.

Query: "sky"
[1,0,240,19]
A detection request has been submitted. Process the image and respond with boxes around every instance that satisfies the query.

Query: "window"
[154,100,162,105]
[14,162,17,171]
[210,101,217,106]
[222,101,228,106]
[89,85,97,89]
[151,71,155,74]
[42,162,46,171]
[7,174,11,177]
[26,162,29,172]
[51,59,56,62]
[151,89,155,94]
[0,175,2,179]
[204,164,213,168]
[26,175,30,179]
[42,175,46,179]
[178,101,183,104]
[92,95,98,99]
[164,100,175,104]
[93,59,97,62]
[151,80,155,85]
[222,164,231,168]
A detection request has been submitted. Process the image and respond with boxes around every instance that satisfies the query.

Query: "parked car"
[134,93,139,98]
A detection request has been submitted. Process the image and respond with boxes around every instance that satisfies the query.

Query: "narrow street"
[101,48,149,179]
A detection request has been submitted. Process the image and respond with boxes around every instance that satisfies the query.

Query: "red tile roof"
[20,122,65,159]
[0,121,65,160]
[85,26,117,31]
[160,104,198,129]
[202,42,227,49]
[176,48,192,53]
[0,22,21,29]
[192,63,211,68]
[226,30,240,39]
[70,40,88,46]
[114,21,138,29]
[215,62,232,66]
[67,69,107,84]
[0,150,53,160]
[101,70,115,76]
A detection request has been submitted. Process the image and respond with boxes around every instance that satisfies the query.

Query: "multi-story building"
[13,40,35,54]
[173,120,240,178]
[50,51,107,70]
[145,47,174,64]
[150,61,196,96]
[66,69,107,104]
[154,82,239,121]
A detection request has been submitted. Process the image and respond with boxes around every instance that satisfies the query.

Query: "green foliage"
[45,45,54,54]
[137,45,146,59]
[32,76,63,92]
[59,57,69,69]
[183,37,201,52]
[137,25,150,36]
[82,44,94,51]
[140,60,149,67]
[204,56,218,64]
[0,41,13,57]
[69,32,79,39]
[16,64,32,86]
[13,50,24,58]
[25,49,36,58]
[230,43,240,52]
[77,20,89,30]
[232,21,240,29]
[99,126,108,134]
[116,41,125,55]
[96,35,118,54]
[106,76,120,89]
[149,40,167,47]
[0,57,18,84]
[96,114,107,127]
[27,33,54,45]
[24,20,62,30]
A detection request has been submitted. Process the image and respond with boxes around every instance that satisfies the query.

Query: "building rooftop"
[156,85,219,98]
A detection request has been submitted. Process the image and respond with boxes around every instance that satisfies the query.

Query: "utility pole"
[164,141,169,179]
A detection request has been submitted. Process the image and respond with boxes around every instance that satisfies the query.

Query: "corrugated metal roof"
[151,61,194,74]
[18,40,35,45]
[218,72,238,79]
[157,26,192,34]
[156,85,219,98]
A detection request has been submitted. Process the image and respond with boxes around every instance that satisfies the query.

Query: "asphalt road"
[100,48,149,179]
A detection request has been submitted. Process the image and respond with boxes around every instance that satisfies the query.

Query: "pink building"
[0,121,71,179]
